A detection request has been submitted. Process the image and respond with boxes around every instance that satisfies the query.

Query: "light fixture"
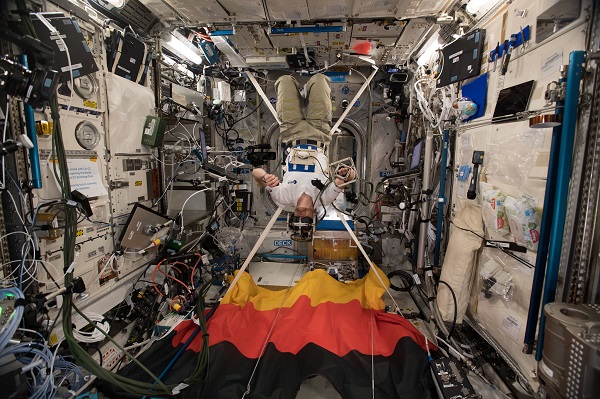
[465,0,502,18]
[103,0,126,8]
[162,32,203,65]
[162,55,194,79]
[417,35,441,66]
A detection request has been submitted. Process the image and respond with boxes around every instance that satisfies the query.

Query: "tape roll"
[529,114,563,128]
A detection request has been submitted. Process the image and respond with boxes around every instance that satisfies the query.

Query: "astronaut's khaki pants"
[275,74,332,146]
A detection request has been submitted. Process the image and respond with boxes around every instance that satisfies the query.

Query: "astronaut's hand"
[262,174,280,187]
[336,167,356,182]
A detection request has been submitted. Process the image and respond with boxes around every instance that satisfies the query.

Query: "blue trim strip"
[209,30,234,36]
[535,51,585,360]
[434,129,449,266]
[256,254,306,260]
[523,89,564,352]
[288,163,315,172]
[19,55,42,189]
[270,26,344,34]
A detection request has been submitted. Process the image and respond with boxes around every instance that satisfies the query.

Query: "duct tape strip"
[334,209,401,312]
[224,206,284,297]
[245,71,281,125]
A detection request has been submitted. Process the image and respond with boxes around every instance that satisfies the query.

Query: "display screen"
[199,128,208,163]
[410,140,423,170]
[492,80,535,123]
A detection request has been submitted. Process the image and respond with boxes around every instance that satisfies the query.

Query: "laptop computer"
[198,129,238,181]
[492,80,535,124]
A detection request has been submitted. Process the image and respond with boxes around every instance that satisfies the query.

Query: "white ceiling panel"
[350,0,402,18]
[217,0,267,22]
[231,25,273,54]
[137,0,182,22]
[305,0,353,19]
[396,0,454,19]
[387,18,434,62]
[394,18,432,46]
[265,0,310,21]
[156,0,229,24]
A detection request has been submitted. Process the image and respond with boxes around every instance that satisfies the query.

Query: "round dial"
[75,121,100,150]
[73,75,98,100]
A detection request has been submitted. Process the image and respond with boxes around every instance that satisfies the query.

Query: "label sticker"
[501,315,521,341]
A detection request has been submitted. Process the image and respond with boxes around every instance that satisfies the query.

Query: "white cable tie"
[412,273,421,285]
[21,358,45,373]
[66,261,76,274]
[172,383,189,395]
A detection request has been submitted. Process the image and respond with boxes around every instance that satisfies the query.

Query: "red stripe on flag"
[172,296,431,358]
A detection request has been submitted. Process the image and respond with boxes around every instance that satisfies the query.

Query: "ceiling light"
[417,37,441,66]
[162,55,194,78]
[465,0,502,18]
[162,32,203,65]
[103,0,125,8]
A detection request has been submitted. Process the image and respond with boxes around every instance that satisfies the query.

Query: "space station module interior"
[2,0,600,398]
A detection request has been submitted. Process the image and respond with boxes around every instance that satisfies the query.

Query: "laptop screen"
[199,128,208,164]
[492,80,535,123]
[409,140,423,171]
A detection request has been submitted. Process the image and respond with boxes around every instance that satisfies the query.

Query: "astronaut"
[252,73,355,240]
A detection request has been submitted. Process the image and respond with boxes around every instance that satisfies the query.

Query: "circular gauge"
[75,121,101,150]
[73,74,98,100]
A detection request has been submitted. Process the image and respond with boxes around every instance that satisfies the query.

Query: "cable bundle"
[71,311,111,343]
[53,355,88,394]
[0,286,25,353]
[1,342,55,398]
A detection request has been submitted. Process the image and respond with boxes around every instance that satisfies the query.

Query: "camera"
[246,144,276,167]
[0,57,59,108]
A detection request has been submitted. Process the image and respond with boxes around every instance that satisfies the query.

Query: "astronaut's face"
[295,193,315,218]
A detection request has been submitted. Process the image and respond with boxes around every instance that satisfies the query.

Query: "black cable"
[230,105,259,125]
[47,304,62,339]
[437,280,457,340]
[449,220,485,240]
[258,246,304,256]
[387,269,415,292]
[110,355,126,372]
[38,260,61,290]
[91,346,103,368]
[449,220,534,268]
[416,284,431,309]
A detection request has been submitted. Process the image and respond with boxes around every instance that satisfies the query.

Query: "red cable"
[190,253,203,289]
[152,258,168,297]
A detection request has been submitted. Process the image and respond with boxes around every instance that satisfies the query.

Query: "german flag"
[105,265,433,398]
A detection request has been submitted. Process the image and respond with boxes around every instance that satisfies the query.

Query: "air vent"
[112,0,160,33]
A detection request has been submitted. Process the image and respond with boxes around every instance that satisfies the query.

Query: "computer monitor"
[409,140,423,171]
